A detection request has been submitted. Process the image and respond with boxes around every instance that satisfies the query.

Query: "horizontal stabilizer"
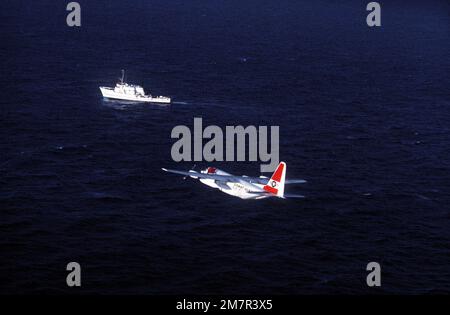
[162,168,199,179]
[285,179,307,184]
[284,193,305,198]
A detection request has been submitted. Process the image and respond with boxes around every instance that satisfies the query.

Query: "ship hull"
[99,87,171,104]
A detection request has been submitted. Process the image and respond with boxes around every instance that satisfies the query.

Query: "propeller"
[183,164,196,180]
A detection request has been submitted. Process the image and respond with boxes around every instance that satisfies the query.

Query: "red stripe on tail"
[271,163,284,182]
[264,185,278,194]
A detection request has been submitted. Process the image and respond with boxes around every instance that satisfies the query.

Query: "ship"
[99,70,171,104]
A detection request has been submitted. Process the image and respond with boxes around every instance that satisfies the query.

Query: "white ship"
[99,70,171,104]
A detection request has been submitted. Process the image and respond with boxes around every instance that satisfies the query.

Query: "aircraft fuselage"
[198,169,268,199]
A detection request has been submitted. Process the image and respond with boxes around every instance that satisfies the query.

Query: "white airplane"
[162,162,306,199]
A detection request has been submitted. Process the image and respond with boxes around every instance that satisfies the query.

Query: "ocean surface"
[1,0,450,294]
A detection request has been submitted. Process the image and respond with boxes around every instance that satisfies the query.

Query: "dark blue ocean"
[1,0,450,294]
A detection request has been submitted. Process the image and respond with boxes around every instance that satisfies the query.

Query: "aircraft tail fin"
[263,162,286,198]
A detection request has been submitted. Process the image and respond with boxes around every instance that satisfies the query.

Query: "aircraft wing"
[237,177,307,185]
[162,168,245,183]
[162,168,307,185]
[245,191,305,198]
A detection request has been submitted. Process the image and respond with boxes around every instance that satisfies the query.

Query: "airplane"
[162,162,306,200]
